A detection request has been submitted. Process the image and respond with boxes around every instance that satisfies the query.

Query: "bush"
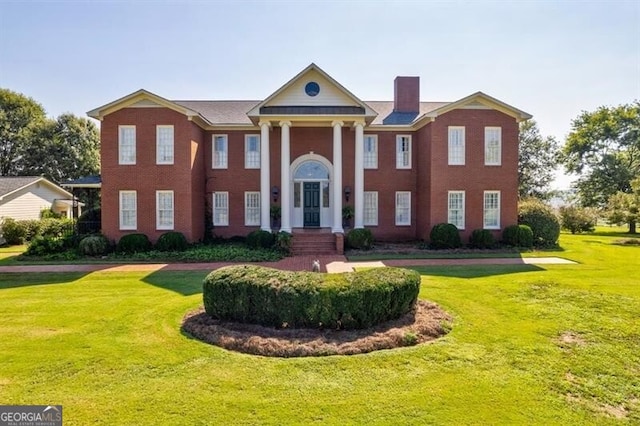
[429,223,462,249]
[1,218,26,245]
[22,220,41,242]
[155,231,189,252]
[77,208,101,235]
[40,209,63,219]
[518,199,561,247]
[246,230,275,249]
[116,233,152,254]
[469,229,496,249]
[25,235,66,256]
[203,265,420,330]
[559,206,597,234]
[275,231,292,255]
[79,234,111,256]
[39,218,74,238]
[346,228,374,250]
[502,224,534,248]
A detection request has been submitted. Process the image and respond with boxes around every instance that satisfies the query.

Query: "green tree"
[518,120,560,200]
[605,177,640,233]
[0,88,47,175]
[563,102,640,208]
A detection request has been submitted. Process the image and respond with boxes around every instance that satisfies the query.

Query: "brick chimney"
[394,76,420,113]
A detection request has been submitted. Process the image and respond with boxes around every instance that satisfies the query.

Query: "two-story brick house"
[88,63,531,252]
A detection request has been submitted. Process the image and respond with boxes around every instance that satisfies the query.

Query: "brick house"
[88,63,531,252]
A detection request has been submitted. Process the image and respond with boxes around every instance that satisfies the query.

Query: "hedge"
[518,198,560,247]
[116,233,152,254]
[155,231,189,252]
[429,223,462,249]
[502,224,534,248]
[203,265,420,330]
[346,228,374,249]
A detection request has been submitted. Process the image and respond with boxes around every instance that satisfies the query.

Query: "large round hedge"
[518,198,560,247]
[203,265,420,330]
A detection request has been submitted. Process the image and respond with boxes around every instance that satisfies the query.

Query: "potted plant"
[270,204,281,230]
[342,205,354,230]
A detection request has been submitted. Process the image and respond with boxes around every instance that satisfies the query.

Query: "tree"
[0,88,47,176]
[559,205,597,234]
[605,177,640,234]
[518,120,560,200]
[563,102,640,208]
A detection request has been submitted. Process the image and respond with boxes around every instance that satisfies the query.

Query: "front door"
[303,182,320,227]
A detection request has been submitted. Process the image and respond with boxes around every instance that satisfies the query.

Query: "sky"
[1,0,638,189]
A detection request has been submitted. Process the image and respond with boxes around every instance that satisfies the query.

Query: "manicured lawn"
[0,230,638,424]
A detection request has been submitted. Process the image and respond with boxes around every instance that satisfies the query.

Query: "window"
[484,127,502,165]
[364,191,378,226]
[118,126,136,165]
[119,191,137,230]
[395,191,411,225]
[364,135,378,169]
[484,191,501,229]
[212,135,228,169]
[245,134,260,169]
[156,191,174,230]
[245,192,260,226]
[448,191,465,229]
[448,126,465,165]
[213,192,229,226]
[156,125,174,164]
[396,135,411,169]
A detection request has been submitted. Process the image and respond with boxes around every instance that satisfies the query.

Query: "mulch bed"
[181,300,452,357]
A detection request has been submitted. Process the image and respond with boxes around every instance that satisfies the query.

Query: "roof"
[61,175,102,189]
[172,100,258,125]
[0,176,73,199]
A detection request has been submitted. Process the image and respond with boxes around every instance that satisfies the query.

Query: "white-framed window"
[245,134,260,169]
[245,192,260,226]
[212,135,228,169]
[119,190,137,230]
[448,191,465,230]
[156,190,174,230]
[448,126,465,165]
[213,192,229,226]
[364,135,378,169]
[395,191,411,226]
[364,191,378,226]
[396,135,411,169]
[156,125,174,165]
[484,127,502,166]
[118,125,136,165]
[484,191,501,229]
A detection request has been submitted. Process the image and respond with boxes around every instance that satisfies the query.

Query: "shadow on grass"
[408,264,544,279]
[141,269,208,296]
[0,272,89,289]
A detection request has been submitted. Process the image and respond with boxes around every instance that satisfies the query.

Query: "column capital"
[331,120,344,128]
[352,121,365,129]
[279,120,292,128]
[259,121,272,129]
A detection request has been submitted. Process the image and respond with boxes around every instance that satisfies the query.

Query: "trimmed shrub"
[559,206,597,234]
[155,231,189,252]
[429,223,462,249]
[502,224,534,248]
[79,234,110,256]
[275,231,292,255]
[518,199,560,247]
[25,235,66,256]
[1,218,26,245]
[77,207,101,235]
[116,233,152,254]
[203,265,420,330]
[469,229,496,249]
[39,218,74,239]
[22,220,41,242]
[246,230,275,249]
[346,228,374,250]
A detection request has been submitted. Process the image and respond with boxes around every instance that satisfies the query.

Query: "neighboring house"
[88,63,531,251]
[0,176,80,220]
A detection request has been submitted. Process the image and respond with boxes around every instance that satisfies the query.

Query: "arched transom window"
[294,160,329,180]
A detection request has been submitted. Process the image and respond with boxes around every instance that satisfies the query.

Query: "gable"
[267,68,360,107]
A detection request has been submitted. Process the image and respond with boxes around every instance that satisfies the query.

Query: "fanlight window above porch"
[294,161,329,180]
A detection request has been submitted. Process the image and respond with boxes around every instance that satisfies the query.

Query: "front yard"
[0,230,638,424]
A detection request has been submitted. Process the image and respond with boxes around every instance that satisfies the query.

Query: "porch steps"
[290,231,338,255]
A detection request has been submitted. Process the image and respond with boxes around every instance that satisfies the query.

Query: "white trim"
[448,126,465,166]
[483,190,501,229]
[484,127,502,166]
[156,125,174,165]
[447,190,465,230]
[364,191,378,226]
[244,134,261,169]
[395,135,412,169]
[119,190,137,230]
[363,134,378,169]
[395,191,411,226]
[212,134,228,169]
[156,190,174,230]
[118,125,136,165]
[244,191,261,226]
[213,192,229,226]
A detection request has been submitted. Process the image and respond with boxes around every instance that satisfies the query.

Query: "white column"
[354,122,365,229]
[280,121,292,233]
[260,121,271,231]
[332,121,344,233]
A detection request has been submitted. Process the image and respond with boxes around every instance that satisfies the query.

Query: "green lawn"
[0,231,638,424]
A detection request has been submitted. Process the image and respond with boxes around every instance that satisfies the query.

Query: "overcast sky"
[1,0,638,188]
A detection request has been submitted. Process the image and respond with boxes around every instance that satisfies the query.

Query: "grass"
[0,229,638,424]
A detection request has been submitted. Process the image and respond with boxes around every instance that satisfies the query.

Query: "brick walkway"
[0,256,575,274]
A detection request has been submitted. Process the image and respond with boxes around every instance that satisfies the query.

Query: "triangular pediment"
[424,92,532,122]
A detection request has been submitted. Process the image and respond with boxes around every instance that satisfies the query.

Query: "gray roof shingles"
[0,176,41,197]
